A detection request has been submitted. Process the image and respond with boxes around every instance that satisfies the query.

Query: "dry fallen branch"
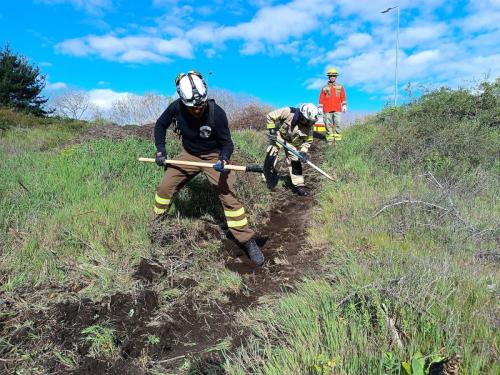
[381,303,404,349]
[372,199,448,218]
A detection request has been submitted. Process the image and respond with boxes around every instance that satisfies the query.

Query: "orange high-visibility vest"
[319,83,346,113]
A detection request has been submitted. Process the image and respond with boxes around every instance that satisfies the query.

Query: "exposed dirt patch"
[74,123,155,144]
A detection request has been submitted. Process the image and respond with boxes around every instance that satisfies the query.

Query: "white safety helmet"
[175,70,208,107]
[299,103,319,123]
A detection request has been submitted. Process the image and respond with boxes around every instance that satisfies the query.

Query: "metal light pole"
[381,5,400,106]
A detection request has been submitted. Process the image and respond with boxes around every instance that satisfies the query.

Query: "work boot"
[243,239,265,266]
[293,186,310,197]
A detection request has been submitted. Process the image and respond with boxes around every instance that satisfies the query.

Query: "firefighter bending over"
[264,103,319,196]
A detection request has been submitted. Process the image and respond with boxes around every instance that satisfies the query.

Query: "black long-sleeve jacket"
[154,99,234,161]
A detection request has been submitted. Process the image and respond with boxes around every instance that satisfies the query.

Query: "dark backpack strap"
[290,107,301,127]
[207,99,216,128]
[171,99,181,136]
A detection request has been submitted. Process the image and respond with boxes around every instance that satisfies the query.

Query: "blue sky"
[1,0,499,113]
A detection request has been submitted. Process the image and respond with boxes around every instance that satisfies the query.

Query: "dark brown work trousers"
[154,150,254,243]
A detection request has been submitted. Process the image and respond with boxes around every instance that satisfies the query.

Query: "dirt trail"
[1,125,325,374]
[70,173,320,374]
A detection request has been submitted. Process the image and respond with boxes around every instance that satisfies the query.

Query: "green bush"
[372,79,500,179]
[0,106,89,131]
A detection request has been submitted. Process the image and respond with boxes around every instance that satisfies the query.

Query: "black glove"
[155,151,166,167]
[299,151,308,162]
[213,158,229,173]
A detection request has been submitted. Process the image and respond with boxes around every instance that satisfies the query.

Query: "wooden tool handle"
[138,158,246,171]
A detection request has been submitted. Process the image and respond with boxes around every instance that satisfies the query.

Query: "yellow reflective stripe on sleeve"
[224,207,245,218]
[266,123,276,129]
[227,217,248,228]
[154,206,166,215]
[155,193,171,205]
[305,136,313,141]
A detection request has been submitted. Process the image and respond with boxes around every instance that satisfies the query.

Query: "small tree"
[0,44,48,115]
[52,90,94,120]
[110,93,171,125]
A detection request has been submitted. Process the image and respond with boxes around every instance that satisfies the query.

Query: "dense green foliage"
[373,79,499,180]
[0,45,48,116]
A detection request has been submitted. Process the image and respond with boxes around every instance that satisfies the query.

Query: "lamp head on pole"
[381,5,398,13]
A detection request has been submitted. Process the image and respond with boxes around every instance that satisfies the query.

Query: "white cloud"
[219,0,331,43]
[87,88,130,110]
[204,48,217,58]
[57,38,91,56]
[185,0,335,54]
[457,11,500,32]
[347,33,373,48]
[56,34,193,63]
[405,49,440,65]
[120,50,170,63]
[399,23,447,48]
[36,0,113,15]
[46,81,68,91]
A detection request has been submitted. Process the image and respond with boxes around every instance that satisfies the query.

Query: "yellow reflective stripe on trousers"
[224,207,245,218]
[154,206,166,215]
[227,217,248,228]
[155,193,170,205]
[266,123,276,129]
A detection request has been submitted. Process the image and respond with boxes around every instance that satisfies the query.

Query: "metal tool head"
[263,147,279,189]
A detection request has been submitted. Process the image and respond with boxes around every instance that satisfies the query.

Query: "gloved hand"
[213,158,229,173]
[155,151,166,167]
[342,104,347,113]
[299,151,308,162]
[268,129,277,141]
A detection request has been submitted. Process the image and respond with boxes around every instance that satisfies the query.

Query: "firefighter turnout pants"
[154,150,254,244]
[324,111,343,142]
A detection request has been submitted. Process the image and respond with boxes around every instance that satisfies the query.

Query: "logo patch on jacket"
[199,124,212,138]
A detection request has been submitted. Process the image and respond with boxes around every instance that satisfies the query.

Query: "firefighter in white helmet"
[264,103,318,196]
[153,70,264,266]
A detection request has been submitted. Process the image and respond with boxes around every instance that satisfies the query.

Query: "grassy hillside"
[1,81,498,374]
[227,81,499,374]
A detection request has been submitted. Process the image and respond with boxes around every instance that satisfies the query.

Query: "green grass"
[81,324,117,358]
[226,118,499,374]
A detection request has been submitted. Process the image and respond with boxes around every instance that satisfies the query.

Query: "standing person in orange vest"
[318,68,347,143]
